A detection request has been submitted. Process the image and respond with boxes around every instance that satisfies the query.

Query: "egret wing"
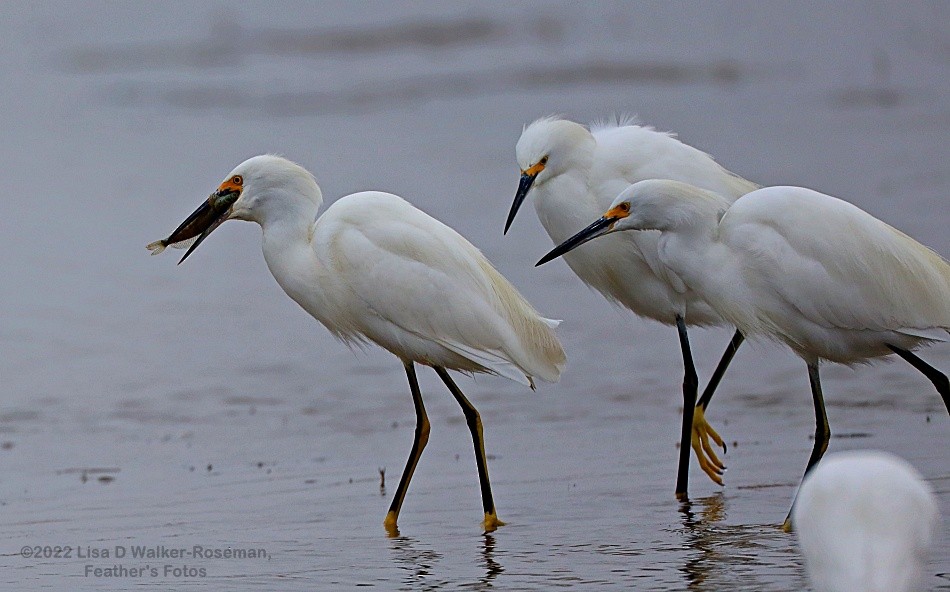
[722,188,950,335]
[318,193,564,384]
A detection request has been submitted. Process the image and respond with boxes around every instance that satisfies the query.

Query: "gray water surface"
[0,2,947,590]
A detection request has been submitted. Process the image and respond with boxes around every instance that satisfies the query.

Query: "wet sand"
[0,2,947,590]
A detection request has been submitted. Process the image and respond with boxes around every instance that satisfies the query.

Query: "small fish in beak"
[146,187,241,263]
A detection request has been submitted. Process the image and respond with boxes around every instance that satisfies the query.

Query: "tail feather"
[436,338,533,387]
[475,259,567,383]
[895,327,948,342]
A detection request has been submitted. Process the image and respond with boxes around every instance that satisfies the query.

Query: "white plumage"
[285,189,564,386]
[540,178,949,528]
[149,154,565,534]
[720,187,950,361]
[512,117,757,323]
[793,451,939,592]
[510,116,758,494]
[617,181,950,363]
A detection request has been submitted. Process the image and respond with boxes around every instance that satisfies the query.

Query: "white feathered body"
[521,118,758,325]
[263,190,565,386]
[641,183,950,363]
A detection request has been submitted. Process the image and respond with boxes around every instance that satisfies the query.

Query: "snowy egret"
[148,155,566,534]
[538,179,950,528]
[507,116,759,497]
[793,450,939,592]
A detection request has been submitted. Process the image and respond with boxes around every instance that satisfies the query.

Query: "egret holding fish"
[149,155,566,534]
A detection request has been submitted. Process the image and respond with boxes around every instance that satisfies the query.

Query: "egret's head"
[226,155,321,223]
[505,117,594,234]
[612,179,730,233]
[146,155,321,263]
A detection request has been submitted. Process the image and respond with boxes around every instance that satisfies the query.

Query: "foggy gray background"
[0,2,947,590]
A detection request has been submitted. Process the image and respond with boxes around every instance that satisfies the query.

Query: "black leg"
[384,362,431,535]
[674,315,699,500]
[888,344,950,414]
[434,366,504,531]
[783,361,831,532]
[697,329,745,411]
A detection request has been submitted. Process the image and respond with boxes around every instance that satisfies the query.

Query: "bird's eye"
[617,202,630,213]
[540,156,549,165]
[232,175,243,186]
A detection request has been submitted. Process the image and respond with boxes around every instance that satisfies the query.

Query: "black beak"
[150,188,240,264]
[504,172,536,234]
[177,188,240,264]
[535,216,617,266]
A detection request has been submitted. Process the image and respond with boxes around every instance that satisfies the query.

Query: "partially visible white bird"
[537,179,950,528]
[148,154,566,535]
[508,116,759,497]
[793,450,939,592]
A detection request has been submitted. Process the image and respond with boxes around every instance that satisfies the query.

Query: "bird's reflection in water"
[477,533,505,588]
[387,532,504,591]
[678,493,725,591]
[388,535,445,591]
[677,494,802,591]
[679,492,727,529]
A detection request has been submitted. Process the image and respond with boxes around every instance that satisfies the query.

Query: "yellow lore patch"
[217,175,243,194]
[523,161,546,177]
[604,202,631,220]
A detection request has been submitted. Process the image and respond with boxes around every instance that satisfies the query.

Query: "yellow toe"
[483,512,506,532]
[691,406,728,485]
[699,460,725,485]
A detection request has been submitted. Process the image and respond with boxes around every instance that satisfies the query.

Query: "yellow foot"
[781,516,793,533]
[383,511,400,538]
[691,406,727,486]
[482,512,506,533]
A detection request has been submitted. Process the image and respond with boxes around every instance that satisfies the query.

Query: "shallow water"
[0,2,947,590]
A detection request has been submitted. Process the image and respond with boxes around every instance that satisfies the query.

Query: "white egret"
[538,179,949,528]
[148,155,566,534]
[507,116,759,497]
[793,450,939,592]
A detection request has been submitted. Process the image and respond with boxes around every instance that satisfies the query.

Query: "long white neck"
[656,222,752,329]
[256,194,337,330]
[534,169,602,243]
